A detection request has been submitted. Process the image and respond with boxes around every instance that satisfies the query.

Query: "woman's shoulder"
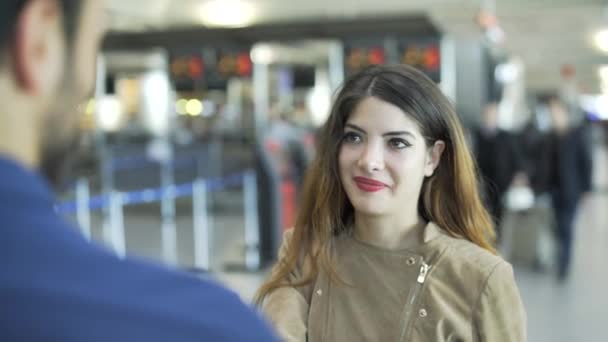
[436,231,511,284]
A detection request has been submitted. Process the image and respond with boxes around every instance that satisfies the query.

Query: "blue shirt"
[0,157,277,341]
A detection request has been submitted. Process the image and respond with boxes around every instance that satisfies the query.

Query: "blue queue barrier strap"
[57,194,108,214]
[56,170,252,215]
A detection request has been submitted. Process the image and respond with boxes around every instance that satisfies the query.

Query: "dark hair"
[0,0,82,65]
[255,64,496,304]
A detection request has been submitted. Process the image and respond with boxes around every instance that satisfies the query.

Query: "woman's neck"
[353,212,426,250]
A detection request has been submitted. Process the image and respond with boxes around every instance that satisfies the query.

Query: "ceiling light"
[199,0,256,28]
[599,65,608,80]
[594,29,608,53]
[186,99,203,116]
[250,45,274,64]
[176,99,188,115]
[97,96,123,132]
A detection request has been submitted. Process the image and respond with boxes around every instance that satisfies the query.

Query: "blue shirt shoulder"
[0,157,277,342]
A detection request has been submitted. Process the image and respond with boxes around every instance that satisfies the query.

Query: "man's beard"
[39,71,89,190]
[39,129,82,190]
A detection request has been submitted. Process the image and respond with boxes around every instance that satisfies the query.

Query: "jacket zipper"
[399,260,430,342]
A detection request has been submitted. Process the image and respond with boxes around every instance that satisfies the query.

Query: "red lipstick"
[353,177,387,192]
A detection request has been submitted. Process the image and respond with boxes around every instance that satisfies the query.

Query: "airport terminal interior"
[46,0,608,340]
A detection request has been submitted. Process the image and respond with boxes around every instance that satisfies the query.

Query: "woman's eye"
[389,138,411,149]
[343,132,362,144]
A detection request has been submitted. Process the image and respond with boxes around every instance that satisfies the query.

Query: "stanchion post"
[193,179,211,271]
[243,171,260,271]
[106,191,126,258]
[75,178,91,240]
[161,158,178,265]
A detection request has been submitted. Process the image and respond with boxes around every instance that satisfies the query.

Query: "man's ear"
[12,0,63,95]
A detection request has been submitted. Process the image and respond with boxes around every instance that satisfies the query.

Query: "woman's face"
[338,97,443,218]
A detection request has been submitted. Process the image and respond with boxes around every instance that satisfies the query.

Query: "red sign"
[346,47,386,73]
[171,55,204,80]
[218,52,252,78]
[401,43,440,72]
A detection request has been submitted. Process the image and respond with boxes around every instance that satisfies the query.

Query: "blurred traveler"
[0,1,277,341]
[545,97,593,281]
[255,65,526,341]
[473,102,525,238]
[517,115,551,197]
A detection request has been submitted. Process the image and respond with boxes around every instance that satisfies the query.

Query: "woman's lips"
[353,177,388,192]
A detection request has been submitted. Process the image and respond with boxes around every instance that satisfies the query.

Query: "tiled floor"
[513,191,608,341]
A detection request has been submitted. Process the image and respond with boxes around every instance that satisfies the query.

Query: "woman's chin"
[351,202,388,217]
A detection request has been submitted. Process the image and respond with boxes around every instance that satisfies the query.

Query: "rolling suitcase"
[500,195,556,270]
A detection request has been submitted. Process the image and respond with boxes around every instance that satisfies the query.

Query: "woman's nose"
[357,141,385,173]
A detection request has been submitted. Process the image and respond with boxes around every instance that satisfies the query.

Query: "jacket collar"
[0,155,55,209]
[423,221,444,244]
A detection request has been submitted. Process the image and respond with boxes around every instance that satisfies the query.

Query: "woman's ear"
[425,141,445,177]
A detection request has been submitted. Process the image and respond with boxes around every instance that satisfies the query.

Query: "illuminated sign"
[397,39,441,82]
[170,55,204,80]
[346,46,386,73]
[344,37,441,83]
[170,47,252,91]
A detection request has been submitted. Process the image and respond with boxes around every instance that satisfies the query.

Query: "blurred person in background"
[255,65,526,341]
[0,1,277,341]
[472,102,526,240]
[545,97,593,281]
[266,104,310,189]
[517,112,551,197]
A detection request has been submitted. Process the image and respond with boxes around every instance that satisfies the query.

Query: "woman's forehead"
[345,97,421,133]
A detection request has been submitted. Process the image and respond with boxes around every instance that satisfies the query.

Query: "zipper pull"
[417,262,430,283]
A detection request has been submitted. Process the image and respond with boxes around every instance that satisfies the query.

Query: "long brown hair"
[254,65,495,304]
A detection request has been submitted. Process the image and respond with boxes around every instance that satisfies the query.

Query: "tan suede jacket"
[261,222,527,341]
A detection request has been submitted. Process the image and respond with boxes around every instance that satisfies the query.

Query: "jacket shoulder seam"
[470,259,505,338]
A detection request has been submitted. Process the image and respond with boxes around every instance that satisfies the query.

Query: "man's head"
[0,0,107,184]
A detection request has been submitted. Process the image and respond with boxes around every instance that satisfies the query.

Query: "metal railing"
[58,169,261,272]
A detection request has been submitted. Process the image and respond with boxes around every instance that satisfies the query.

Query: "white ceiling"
[106,0,608,93]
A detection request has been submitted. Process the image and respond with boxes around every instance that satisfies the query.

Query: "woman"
[255,65,526,341]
